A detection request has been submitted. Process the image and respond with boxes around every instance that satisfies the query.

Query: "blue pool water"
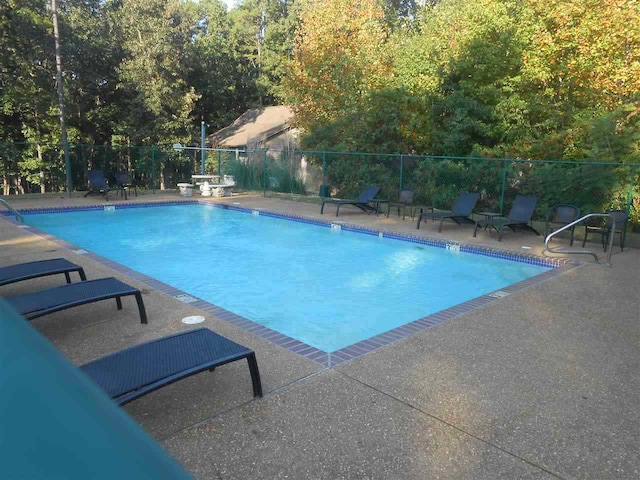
[26,205,548,352]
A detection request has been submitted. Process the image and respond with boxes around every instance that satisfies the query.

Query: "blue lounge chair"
[417,192,480,232]
[0,258,86,287]
[473,195,539,241]
[81,328,262,405]
[85,170,127,201]
[320,185,385,217]
[5,277,147,323]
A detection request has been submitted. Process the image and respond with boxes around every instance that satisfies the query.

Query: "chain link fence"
[1,142,638,232]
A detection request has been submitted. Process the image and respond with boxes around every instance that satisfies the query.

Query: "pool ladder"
[0,198,24,223]
[544,213,615,266]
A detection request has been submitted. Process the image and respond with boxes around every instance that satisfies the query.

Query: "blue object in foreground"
[0,300,191,479]
[26,205,549,352]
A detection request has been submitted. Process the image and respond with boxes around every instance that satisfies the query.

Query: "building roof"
[208,106,294,148]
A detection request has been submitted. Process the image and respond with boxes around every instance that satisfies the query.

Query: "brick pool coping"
[3,199,575,367]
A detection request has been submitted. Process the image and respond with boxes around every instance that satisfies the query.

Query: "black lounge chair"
[85,170,127,201]
[320,185,385,217]
[0,258,86,287]
[474,195,539,241]
[417,192,480,231]
[5,277,147,323]
[80,328,263,405]
[545,204,580,246]
[115,172,137,197]
[582,209,628,252]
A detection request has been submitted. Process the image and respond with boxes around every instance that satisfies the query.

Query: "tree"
[284,0,392,129]
[116,0,199,144]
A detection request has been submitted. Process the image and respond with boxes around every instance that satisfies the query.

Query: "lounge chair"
[416,192,480,232]
[0,258,86,287]
[320,185,386,217]
[115,172,137,197]
[80,328,263,405]
[582,209,628,252]
[545,204,580,246]
[473,195,539,241]
[5,277,147,323]
[85,170,127,201]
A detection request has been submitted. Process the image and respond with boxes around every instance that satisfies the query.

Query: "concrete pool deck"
[1,192,638,479]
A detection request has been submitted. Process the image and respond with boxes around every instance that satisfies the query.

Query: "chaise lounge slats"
[81,328,262,405]
[417,192,480,231]
[473,195,539,241]
[0,258,86,287]
[321,185,384,217]
[5,277,147,323]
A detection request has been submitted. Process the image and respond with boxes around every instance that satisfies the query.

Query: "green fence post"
[499,159,508,214]
[624,165,636,247]
[217,150,222,177]
[263,149,267,198]
[151,146,156,194]
[399,154,404,192]
[321,152,327,199]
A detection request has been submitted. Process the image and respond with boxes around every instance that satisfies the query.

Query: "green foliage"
[227,155,307,195]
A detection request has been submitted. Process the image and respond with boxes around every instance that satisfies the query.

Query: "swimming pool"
[24,203,550,352]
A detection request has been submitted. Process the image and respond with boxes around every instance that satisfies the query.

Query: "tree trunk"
[15,177,25,195]
[51,0,72,195]
[37,144,46,193]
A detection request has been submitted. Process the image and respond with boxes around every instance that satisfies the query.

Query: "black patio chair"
[115,172,137,198]
[320,185,386,217]
[80,328,262,405]
[0,258,86,287]
[473,195,539,241]
[417,192,480,232]
[5,277,147,323]
[545,204,580,245]
[582,209,628,252]
[387,189,416,219]
[85,170,127,201]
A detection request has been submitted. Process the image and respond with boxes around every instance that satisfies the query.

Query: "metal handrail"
[544,213,615,265]
[0,198,24,223]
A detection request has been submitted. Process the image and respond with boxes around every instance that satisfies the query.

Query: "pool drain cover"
[488,290,510,299]
[182,315,205,325]
[174,294,197,304]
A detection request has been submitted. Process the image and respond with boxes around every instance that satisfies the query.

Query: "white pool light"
[182,315,205,325]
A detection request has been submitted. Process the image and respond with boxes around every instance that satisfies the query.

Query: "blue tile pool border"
[2,199,576,367]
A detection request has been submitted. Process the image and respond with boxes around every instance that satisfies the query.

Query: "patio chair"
[85,170,127,201]
[582,209,628,252]
[5,277,147,323]
[320,185,386,217]
[387,189,416,219]
[473,195,539,241]
[115,172,137,198]
[80,328,263,405]
[544,204,580,246]
[0,258,86,287]
[417,192,480,232]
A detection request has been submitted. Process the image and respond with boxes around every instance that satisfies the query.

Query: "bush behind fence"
[1,142,638,229]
